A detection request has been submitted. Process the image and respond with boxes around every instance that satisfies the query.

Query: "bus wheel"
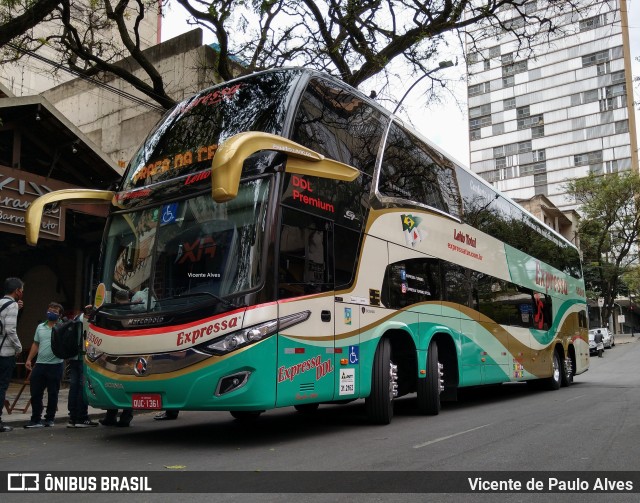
[560,355,573,387]
[230,411,262,421]
[544,352,562,390]
[365,338,397,425]
[294,403,319,413]
[417,340,442,415]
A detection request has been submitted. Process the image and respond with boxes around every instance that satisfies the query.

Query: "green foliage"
[565,171,640,321]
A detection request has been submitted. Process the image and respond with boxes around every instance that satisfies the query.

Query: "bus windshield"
[121,70,301,191]
[100,178,270,313]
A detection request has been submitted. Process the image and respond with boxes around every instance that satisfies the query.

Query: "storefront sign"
[0,166,79,241]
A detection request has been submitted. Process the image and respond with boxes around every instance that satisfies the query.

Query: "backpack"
[51,317,84,359]
[0,299,16,351]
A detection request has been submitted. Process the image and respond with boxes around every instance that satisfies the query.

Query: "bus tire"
[560,355,573,387]
[544,351,562,390]
[417,340,441,415]
[230,410,262,421]
[294,403,319,413]
[365,338,396,425]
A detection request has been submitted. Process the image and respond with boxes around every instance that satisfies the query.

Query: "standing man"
[594,329,604,358]
[0,278,24,433]
[23,302,65,428]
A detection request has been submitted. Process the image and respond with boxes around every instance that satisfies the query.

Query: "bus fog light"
[216,371,251,396]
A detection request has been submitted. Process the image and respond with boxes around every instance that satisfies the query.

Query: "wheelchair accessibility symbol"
[348,345,359,365]
[161,203,178,225]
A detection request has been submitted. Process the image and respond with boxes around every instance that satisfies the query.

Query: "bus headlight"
[200,310,310,355]
[85,339,104,362]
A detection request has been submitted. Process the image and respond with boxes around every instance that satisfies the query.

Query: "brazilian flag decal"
[401,214,424,247]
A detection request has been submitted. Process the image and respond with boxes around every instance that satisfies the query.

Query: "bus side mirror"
[210,132,359,203]
[25,189,115,245]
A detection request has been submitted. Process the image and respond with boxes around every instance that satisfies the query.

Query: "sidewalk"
[2,380,105,427]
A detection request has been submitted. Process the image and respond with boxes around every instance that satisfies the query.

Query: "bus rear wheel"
[417,340,442,415]
[544,352,562,390]
[230,411,262,421]
[365,338,397,425]
[560,355,573,387]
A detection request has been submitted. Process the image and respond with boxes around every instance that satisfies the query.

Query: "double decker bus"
[26,69,588,424]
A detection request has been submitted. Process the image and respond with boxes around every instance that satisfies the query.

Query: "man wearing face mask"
[23,302,65,428]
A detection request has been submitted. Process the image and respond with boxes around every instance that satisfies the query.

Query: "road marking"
[413,423,493,449]
[565,394,586,402]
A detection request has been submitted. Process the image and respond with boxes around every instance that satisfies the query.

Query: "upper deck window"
[378,122,461,218]
[121,70,301,190]
[292,77,386,177]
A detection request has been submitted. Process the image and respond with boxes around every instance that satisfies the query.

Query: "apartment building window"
[495,157,507,169]
[518,115,543,130]
[502,53,514,65]
[470,104,492,119]
[589,163,604,175]
[469,82,491,97]
[504,16,525,31]
[470,129,481,141]
[605,160,619,174]
[516,106,530,119]
[584,89,599,104]
[579,15,605,32]
[574,151,603,167]
[615,120,629,134]
[484,60,491,71]
[479,170,499,183]
[503,60,528,77]
[502,76,515,87]
[606,83,626,98]
[611,71,625,84]
[467,52,480,64]
[503,97,516,110]
[600,98,618,112]
[492,123,505,135]
[470,116,492,130]
[518,141,532,154]
[520,161,546,177]
[532,149,545,162]
[488,46,501,58]
[501,166,517,180]
[597,62,611,75]
[582,50,609,67]
[531,125,545,138]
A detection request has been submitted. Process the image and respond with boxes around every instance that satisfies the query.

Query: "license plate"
[132,393,162,410]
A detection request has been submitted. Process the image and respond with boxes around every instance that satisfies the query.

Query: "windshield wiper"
[169,292,245,310]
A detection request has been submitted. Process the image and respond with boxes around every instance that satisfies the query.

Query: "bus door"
[276,208,336,407]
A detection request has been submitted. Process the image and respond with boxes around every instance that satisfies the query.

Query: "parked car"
[588,331,597,355]
[589,328,613,351]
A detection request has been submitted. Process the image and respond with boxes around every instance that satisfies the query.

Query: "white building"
[465,0,638,214]
[0,3,160,96]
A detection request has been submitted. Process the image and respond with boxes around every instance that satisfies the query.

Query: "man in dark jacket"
[594,330,604,358]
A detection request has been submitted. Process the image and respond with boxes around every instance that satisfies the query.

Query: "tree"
[1,0,587,109]
[566,172,640,328]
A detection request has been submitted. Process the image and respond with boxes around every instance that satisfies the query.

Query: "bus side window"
[382,258,440,309]
[532,292,553,330]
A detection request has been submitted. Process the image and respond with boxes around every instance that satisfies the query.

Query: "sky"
[161,1,640,169]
